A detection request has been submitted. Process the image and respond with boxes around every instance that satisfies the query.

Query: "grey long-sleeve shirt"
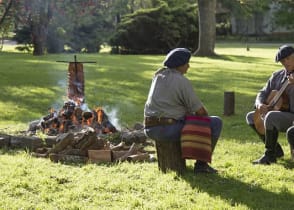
[144,67,203,120]
[255,69,294,112]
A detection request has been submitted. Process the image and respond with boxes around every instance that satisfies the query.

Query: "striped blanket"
[181,115,212,163]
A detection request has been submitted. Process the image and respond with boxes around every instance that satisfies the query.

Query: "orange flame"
[59,122,64,133]
[87,117,93,126]
[96,107,104,124]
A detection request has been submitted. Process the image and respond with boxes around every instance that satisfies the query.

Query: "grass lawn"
[0,42,293,209]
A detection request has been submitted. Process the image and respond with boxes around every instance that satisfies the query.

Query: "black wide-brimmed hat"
[163,48,191,68]
[275,45,294,62]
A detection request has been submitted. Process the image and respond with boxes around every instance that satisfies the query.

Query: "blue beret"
[163,48,191,68]
[275,45,294,62]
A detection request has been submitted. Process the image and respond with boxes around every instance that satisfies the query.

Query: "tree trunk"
[31,1,52,56]
[223,91,235,116]
[32,24,47,55]
[194,0,216,56]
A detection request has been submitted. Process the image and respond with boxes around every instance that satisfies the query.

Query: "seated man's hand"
[288,73,294,84]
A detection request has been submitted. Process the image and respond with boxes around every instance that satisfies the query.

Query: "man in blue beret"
[245,44,294,165]
[144,48,223,174]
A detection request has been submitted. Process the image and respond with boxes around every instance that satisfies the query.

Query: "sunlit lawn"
[0,42,293,209]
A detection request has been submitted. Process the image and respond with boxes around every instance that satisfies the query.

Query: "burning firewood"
[27,103,117,137]
[18,55,154,164]
[27,55,116,137]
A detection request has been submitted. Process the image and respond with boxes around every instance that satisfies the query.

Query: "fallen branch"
[115,143,137,162]
[110,141,125,151]
[126,153,150,162]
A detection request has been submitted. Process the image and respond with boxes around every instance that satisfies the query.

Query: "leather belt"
[144,117,177,127]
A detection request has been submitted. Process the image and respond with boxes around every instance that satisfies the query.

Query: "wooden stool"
[155,140,186,175]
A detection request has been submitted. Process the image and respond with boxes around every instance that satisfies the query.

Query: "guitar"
[253,79,289,135]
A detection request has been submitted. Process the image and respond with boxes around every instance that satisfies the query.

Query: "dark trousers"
[286,126,294,147]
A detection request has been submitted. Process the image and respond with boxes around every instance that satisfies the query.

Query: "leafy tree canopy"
[274,0,294,29]
[109,1,198,54]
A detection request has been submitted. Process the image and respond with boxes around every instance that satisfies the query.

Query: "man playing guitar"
[246,45,294,165]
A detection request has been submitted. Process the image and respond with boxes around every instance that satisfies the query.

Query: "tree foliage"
[273,0,294,29]
[220,0,272,18]
[109,2,198,54]
[1,0,116,54]
[52,0,111,53]
[0,0,21,49]
[1,0,294,55]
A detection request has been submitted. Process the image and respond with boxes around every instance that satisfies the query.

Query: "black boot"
[276,143,284,158]
[249,124,284,158]
[193,138,219,174]
[252,129,278,165]
[287,127,294,161]
[290,144,294,161]
[194,161,217,174]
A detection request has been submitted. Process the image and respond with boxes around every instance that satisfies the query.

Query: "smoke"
[103,106,121,131]
[57,79,66,89]
[80,102,90,112]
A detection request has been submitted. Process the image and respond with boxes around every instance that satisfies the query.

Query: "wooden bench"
[155,139,186,175]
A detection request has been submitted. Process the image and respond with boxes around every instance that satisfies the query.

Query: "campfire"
[28,55,116,136]
[29,102,117,136]
[0,55,154,163]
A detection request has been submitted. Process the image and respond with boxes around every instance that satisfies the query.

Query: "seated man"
[144,48,222,174]
[246,45,294,164]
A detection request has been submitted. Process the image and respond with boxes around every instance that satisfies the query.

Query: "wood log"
[44,136,58,147]
[0,134,10,148]
[72,127,104,151]
[74,131,97,150]
[115,143,138,162]
[49,153,88,163]
[0,134,57,151]
[111,142,147,161]
[86,138,104,150]
[224,91,235,116]
[110,141,125,151]
[120,130,147,145]
[10,136,45,151]
[112,150,128,160]
[32,152,49,158]
[59,148,87,156]
[35,147,51,154]
[155,140,186,175]
[126,153,150,162]
[88,149,112,163]
[50,133,74,153]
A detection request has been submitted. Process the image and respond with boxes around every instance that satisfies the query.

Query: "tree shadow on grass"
[208,54,268,64]
[182,169,294,210]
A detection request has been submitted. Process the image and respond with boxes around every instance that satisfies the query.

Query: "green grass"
[0,42,294,209]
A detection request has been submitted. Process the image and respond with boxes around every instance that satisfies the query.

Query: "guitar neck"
[269,80,289,107]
